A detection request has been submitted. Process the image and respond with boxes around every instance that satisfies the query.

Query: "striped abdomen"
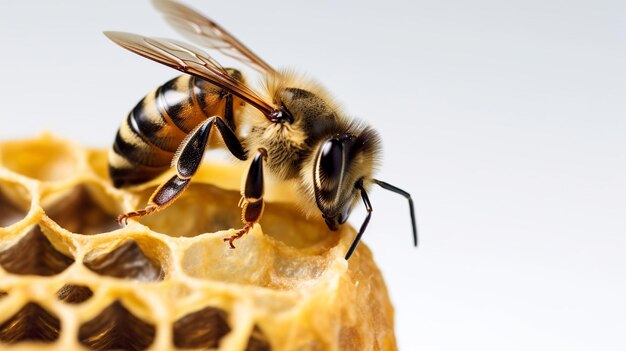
[109,72,242,188]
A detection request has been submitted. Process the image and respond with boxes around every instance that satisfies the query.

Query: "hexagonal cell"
[182,236,332,289]
[138,182,332,248]
[260,201,334,249]
[0,225,74,276]
[247,326,271,351]
[173,309,270,351]
[138,183,242,237]
[84,240,164,281]
[181,234,270,285]
[78,300,155,350]
[0,180,31,228]
[0,291,6,299]
[172,306,230,349]
[56,284,94,304]
[0,302,61,343]
[0,136,79,182]
[43,184,120,235]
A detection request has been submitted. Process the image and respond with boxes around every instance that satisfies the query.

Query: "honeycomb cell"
[0,135,78,182]
[180,220,334,289]
[261,205,335,249]
[84,240,164,281]
[43,184,120,235]
[172,306,230,349]
[78,300,155,351]
[139,183,242,237]
[0,225,74,276]
[0,291,6,299]
[0,180,31,228]
[181,233,270,286]
[138,182,334,250]
[0,302,61,343]
[247,326,271,351]
[57,284,94,304]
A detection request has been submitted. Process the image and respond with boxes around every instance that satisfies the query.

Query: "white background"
[1,0,625,350]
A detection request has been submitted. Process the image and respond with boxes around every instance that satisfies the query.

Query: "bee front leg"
[118,116,246,225]
[344,182,373,260]
[224,148,267,249]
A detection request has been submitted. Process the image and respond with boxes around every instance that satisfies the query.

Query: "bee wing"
[104,31,274,116]
[152,0,275,74]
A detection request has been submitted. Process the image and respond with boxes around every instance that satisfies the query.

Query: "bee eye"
[317,139,345,199]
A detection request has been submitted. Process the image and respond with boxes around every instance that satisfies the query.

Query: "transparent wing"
[152,0,275,74]
[104,31,274,117]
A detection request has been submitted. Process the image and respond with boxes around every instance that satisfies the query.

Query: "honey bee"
[106,0,417,259]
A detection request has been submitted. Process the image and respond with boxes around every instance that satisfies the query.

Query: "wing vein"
[104,31,275,117]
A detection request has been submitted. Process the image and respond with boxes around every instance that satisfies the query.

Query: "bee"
[106,0,418,259]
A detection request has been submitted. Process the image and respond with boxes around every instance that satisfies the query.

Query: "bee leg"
[117,175,191,225]
[224,93,236,132]
[118,116,245,225]
[224,148,267,249]
[344,183,373,260]
[116,120,211,225]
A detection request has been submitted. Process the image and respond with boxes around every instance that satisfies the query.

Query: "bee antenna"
[373,179,418,247]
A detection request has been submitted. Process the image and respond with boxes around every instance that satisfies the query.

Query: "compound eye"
[316,139,345,201]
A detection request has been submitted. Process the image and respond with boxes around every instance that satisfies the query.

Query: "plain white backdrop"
[1,0,625,350]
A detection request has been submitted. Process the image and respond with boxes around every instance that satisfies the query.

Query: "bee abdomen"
[108,148,169,188]
[160,75,222,133]
[109,74,235,188]
[109,76,192,187]
[109,111,175,187]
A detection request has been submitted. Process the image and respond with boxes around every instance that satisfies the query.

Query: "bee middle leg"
[117,116,247,225]
[224,148,267,249]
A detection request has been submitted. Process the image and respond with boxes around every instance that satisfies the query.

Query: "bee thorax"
[249,123,310,180]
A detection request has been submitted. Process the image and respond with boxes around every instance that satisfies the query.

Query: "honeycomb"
[0,133,397,351]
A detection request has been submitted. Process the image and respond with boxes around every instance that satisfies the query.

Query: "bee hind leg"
[116,175,191,225]
[118,116,247,225]
[224,148,267,249]
[117,205,157,225]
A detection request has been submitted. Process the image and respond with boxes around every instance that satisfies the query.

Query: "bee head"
[313,127,381,230]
